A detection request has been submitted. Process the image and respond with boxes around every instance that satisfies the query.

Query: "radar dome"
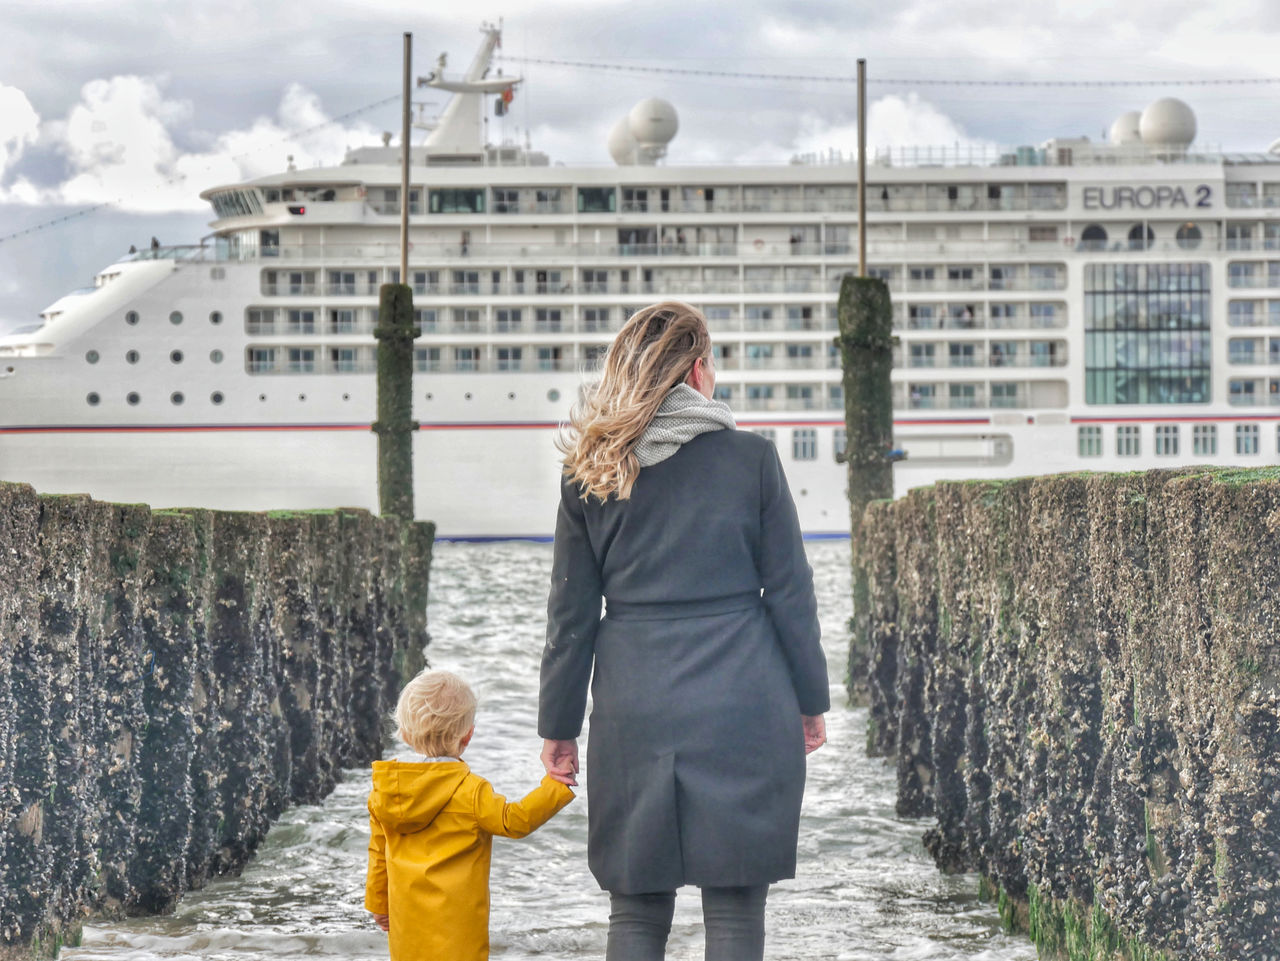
[608,118,638,165]
[628,98,679,146]
[1139,98,1196,148]
[1109,111,1142,146]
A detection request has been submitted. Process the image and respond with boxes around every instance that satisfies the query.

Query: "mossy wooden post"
[374,283,418,519]
[835,274,895,705]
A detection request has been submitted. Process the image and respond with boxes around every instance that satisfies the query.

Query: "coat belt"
[603,590,762,621]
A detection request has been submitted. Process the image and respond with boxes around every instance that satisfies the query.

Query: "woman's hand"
[802,714,826,754]
[541,738,579,786]
[372,913,389,932]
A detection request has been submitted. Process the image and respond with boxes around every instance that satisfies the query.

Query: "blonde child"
[365,670,574,961]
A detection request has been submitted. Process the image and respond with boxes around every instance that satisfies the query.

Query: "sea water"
[65,541,1036,961]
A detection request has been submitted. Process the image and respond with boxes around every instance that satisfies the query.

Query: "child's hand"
[372,912,389,932]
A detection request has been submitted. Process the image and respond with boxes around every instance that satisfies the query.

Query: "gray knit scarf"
[633,383,737,468]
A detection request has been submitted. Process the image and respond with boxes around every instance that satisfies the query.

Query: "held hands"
[802,714,826,754]
[541,738,579,786]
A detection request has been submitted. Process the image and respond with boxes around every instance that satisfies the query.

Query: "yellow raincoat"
[364,759,574,961]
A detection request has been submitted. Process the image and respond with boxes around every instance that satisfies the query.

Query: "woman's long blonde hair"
[559,301,711,501]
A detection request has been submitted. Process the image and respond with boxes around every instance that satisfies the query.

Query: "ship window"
[85,350,99,364]
[170,350,183,364]
[1192,424,1217,455]
[1080,225,1108,251]
[1236,423,1260,454]
[578,187,616,213]
[126,392,140,406]
[210,350,224,364]
[1077,425,1102,457]
[990,383,1020,407]
[1127,224,1155,251]
[547,389,561,402]
[1176,223,1203,250]
[495,347,522,371]
[1116,425,1141,456]
[86,392,100,406]
[1154,424,1179,456]
[126,350,140,364]
[248,348,277,374]
[1029,226,1058,243]
[833,428,847,460]
[210,311,222,324]
[753,429,777,445]
[428,188,485,213]
[170,391,184,405]
[287,348,316,373]
[169,311,183,325]
[414,347,442,372]
[125,311,139,326]
[792,429,818,461]
[211,391,224,405]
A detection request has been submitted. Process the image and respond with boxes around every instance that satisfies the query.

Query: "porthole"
[126,392,140,406]
[170,391,184,405]
[425,392,433,400]
[298,393,306,401]
[86,392,100,406]
[508,392,516,400]
[169,311,183,325]
[211,391,224,405]
[210,310,223,324]
[1176,223,1202,250]
[464,392,472,400]
[85,350,100,364]
[125,311,139,326]
[126,350,140,364]
[547,389,561,402]
[210,349,224,364]
[170,350,184,364]
[342,393,350,401]
[258,393,267,401]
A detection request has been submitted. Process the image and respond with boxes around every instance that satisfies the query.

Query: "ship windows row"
[257,262,1066,299]
[898,301,1066,331]
[361,182,1068,217]
[1228,300,1280,327]
[898,339,1067,369]
[750,428,846,463]
[1078,423,1274,457]
[1227,338,1280,365]
[1227,261,1280,289]
[1227,378,1280,407]
[896,380,1068,410]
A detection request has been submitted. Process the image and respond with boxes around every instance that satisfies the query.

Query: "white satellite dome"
[608,118,638,165]
[1139,97,1197,148]
[628,98,679,146]
[1109,111,1143,146]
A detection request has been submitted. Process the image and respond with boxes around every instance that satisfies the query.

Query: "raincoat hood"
[368,760,470,833]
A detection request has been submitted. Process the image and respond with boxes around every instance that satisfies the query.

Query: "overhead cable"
[501,56,1280,88]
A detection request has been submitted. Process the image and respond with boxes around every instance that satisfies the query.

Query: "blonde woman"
[538,302,829,961]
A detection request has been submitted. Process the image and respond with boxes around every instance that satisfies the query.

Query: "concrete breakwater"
[0,482,433,958]
[859,468,1279,961]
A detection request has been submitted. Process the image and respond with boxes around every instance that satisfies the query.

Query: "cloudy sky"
[2,0,1279,328]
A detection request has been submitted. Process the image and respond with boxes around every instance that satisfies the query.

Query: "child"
[365,670,574,961]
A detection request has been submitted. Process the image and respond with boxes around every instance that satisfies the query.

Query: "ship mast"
[418,22,522,161]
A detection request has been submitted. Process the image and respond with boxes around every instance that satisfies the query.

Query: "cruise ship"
[3,24,1279,538]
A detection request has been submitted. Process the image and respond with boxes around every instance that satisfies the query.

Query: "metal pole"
[400,32,411,284]
[857,58,867,278]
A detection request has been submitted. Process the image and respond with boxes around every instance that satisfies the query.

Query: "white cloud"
[791,93,997,161]
[0,84,40,177]
[3,75,379,213]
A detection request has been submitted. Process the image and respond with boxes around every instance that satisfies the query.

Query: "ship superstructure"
[3,25,1279,536]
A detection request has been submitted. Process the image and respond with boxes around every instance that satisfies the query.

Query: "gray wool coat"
[538,428,829,894]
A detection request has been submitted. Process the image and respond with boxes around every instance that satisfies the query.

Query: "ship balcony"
[740,354,840,371]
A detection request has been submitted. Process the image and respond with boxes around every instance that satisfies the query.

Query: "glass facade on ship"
[1084,263,1211,405]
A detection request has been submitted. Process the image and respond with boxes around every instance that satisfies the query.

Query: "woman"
[538,302,829,961]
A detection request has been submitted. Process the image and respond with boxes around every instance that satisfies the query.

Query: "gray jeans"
[606,885,769,961]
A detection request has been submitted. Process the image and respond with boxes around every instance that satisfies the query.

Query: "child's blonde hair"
[394,670,477,757]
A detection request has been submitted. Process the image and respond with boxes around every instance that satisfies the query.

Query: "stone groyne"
[0,482,433,958]
[860,469,1279,961]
